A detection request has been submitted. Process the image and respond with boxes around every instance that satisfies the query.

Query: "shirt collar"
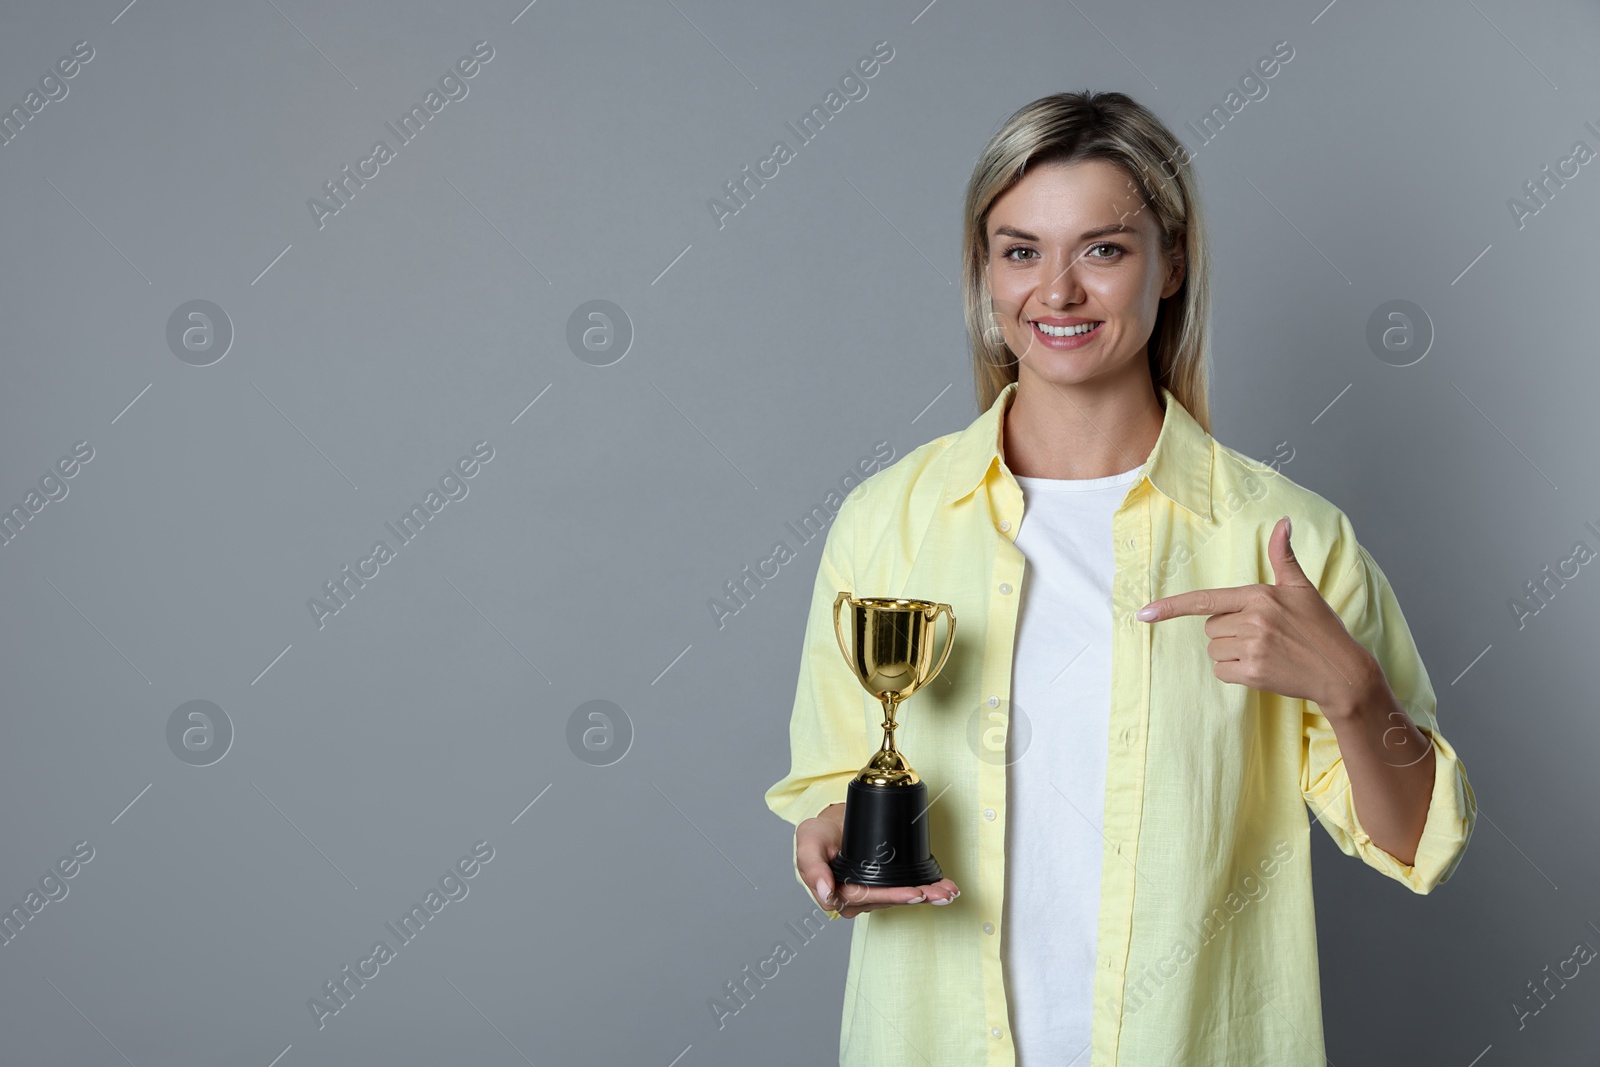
[940,381,1215,524]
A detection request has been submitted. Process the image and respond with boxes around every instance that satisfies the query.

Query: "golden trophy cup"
[829,592,956,887]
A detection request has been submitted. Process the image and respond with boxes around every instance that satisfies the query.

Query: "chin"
[1020,354,1133,391]
[1021,348,1103,375]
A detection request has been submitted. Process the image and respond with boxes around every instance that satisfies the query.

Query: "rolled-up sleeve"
[1301,532,1478,895]
[764,494,872,911]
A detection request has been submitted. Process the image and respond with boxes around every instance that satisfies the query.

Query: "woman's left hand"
[1133,516,1379,717]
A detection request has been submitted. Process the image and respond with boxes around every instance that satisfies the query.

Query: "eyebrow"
[992,222,1138,242]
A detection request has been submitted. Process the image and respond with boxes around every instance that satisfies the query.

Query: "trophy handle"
[833,591,855,668]
[923,603,957,686]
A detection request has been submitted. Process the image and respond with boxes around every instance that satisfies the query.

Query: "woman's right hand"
[796,803,960,918]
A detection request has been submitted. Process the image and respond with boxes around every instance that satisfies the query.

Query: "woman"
[764,91,1476,1065]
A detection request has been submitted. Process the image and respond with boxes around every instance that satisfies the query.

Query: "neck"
[1001,372,1165,480]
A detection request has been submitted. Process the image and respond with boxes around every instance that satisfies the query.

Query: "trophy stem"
[876,693,903,757]
[854,694,919,787]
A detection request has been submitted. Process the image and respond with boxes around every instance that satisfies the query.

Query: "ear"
[1161,233,1187,299]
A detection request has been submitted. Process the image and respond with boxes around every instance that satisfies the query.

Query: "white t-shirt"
[1002,463,1143,1066]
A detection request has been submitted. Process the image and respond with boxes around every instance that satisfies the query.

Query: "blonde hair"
[960,90,1214,433]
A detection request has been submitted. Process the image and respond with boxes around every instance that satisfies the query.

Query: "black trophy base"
[829,778,943,888]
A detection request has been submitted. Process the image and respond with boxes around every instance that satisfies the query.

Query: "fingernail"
[816,879,832,903]
[1136,604,1158,621]
[907,893,926,903]
[929,897,952,905]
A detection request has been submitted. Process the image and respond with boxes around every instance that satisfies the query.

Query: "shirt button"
[987,696,1000,708]
[991,1026,1003,1039]
[998,519,1011,532]
[1126,537,1135,548]
[999,582,1013,595]
[983,808,996,821]
[982,921,995,935]
[1122,726,1137,745]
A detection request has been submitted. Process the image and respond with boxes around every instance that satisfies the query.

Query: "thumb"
[1269,515,1311,588]
[796,821,837,905]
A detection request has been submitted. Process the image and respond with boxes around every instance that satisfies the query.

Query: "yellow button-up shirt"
[764,381,1477,1066]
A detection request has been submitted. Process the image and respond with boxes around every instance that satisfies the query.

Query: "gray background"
[1,0,1595,1064]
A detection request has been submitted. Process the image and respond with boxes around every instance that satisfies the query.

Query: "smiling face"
[983,158,1185,395]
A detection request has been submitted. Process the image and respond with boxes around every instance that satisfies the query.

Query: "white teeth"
[1034,321,1099,337]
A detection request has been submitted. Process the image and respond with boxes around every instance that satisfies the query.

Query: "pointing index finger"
[1136,585,1248,621]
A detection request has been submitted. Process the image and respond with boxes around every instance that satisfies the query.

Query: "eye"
[1000,244,1037,262]
[1087,242,1127,259]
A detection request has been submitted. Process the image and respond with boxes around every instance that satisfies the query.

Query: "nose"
[1041,252,1085,308]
